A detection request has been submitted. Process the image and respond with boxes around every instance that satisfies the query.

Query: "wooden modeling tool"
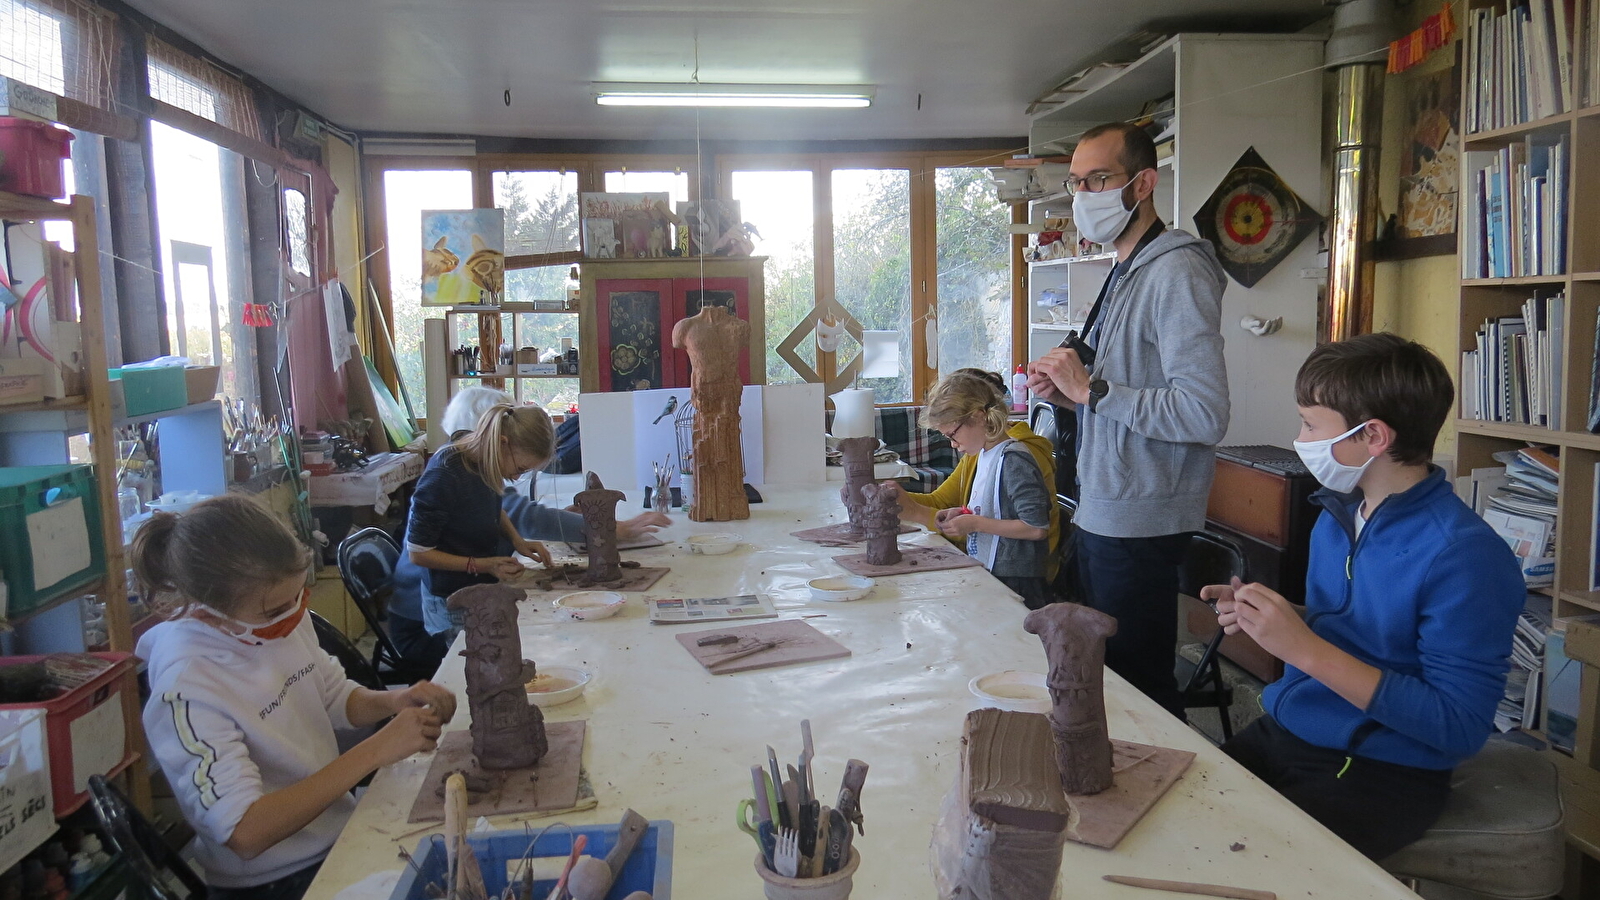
[444,774,487,900]
[706,640,779,670]
[543,833,586,900]
[1102,875,1276,900]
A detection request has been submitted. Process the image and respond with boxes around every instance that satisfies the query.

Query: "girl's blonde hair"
[454,403,555,491]
[130,494,310,618]
[921,372,1008,443]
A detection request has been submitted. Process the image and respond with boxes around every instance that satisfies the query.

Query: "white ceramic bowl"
[686,533,742,555]
[146,491,207,515]
[968,671,1050,714]
[807,575,874,602]
[525,665,591,707]
[552,591,627,621]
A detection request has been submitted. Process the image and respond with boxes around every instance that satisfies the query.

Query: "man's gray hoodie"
[1075,228,1230,538]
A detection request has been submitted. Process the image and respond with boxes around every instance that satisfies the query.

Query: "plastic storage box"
[0,708,53,873]
[390,821,674,900]
[0,653,136,816]
[110,364,186,416]
[0,464,106,614]
[0,118,72,198]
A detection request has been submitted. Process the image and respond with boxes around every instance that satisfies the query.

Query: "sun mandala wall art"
[1193,147,1323,289]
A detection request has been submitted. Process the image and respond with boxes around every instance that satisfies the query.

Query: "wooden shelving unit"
[0,193,151,811]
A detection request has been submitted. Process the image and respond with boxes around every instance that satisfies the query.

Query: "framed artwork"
[1193,147,1323,289]
[421,209,504,306]
[581,192,669,258]
[678,200,741,257]
[1393,47,1460,257]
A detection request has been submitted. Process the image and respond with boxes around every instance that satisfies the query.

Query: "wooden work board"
[833,545,983,578]
[791,522,916,547]
[1065,739,1195,849]
[406,720,587,823]
[510,564,670,593]
[675,619,851,674]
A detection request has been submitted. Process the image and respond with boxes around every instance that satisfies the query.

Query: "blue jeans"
[1073,529,1190,717]
[208,862,322,900]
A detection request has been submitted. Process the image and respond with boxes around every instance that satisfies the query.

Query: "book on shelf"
[1466,0,1573,133]
[1592,460,1600,590]
[1499,594,1552,732]
[1461,291,1564,426]
[1480,447,1559,587]
[1461,136,1568,279]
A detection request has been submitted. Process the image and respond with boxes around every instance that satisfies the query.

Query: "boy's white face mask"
[1293,420,1375,494]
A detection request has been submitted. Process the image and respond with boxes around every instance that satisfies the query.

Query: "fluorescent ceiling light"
[594,83,873,109]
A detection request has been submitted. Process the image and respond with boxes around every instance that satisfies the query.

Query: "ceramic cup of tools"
[754,848,860,900]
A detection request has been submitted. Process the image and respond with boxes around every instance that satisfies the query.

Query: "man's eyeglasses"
[1062,171,1130,196]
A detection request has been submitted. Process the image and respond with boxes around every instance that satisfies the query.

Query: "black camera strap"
[1081,218,1165,348]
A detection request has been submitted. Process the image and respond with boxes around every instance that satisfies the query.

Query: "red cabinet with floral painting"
[579,258,766,392]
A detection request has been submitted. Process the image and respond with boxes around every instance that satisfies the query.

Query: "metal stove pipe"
[1324,0,1394,342]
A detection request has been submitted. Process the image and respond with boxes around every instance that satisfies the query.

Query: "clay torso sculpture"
[858,482,902,566]
[574,471,626,584]
[1022,603,1118,795]
[835,436,878,538]
[671,306,750,522]
[447,583,547,770]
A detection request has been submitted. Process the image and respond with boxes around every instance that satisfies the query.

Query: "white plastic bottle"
[1011,365,1028,413]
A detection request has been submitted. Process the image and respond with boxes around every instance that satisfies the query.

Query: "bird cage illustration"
[674,399,696,476]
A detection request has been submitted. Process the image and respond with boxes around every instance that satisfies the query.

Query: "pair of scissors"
[737,799,777,868]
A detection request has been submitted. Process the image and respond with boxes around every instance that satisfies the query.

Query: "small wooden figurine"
[858,482,902,566]
[1023,602,1118,795]
[836,436,878,538]
[671,306,750,522]
[447,583,547,770]
[574,471,626,584]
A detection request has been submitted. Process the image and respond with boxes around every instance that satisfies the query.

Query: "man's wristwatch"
[1087,378,1109,411]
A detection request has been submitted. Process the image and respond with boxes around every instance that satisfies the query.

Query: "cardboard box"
[0,357,46,406]
[184,365,220,403]
[0,709,53,873]
[516,363,559,376]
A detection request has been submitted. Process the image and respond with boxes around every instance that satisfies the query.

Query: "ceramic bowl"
[968,671,1050,714]
[686,532,742,555]
[145,491,207,515]
[807,575,874,602]
[525,665,590,707]
[552,591,627,621]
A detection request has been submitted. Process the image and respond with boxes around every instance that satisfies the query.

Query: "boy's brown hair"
[1294,332,1453,466]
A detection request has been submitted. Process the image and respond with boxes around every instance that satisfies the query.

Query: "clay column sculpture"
[836,436,879,538]
[858,482,903,566]
[671,306,750,522]
[574,471,626,584]
[447,583,548,770]
[1022,603,1118,795]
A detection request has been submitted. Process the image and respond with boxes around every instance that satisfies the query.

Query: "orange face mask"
[200,588,309,645]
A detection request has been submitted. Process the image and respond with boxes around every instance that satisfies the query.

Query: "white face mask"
[1293,420,1375,493]
[1072,177,1138,245]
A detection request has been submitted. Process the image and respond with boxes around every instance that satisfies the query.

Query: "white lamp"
[594,83,874,109]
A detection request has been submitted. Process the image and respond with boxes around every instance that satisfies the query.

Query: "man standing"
[1028,122,1229,716]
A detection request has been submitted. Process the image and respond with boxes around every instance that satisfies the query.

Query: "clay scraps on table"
[406,721,587,822]
[508,561,670,593]
[832,545,983,578]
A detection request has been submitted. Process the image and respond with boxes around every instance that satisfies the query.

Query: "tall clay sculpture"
[671,306,750,522]
[858,482,903,566]
[574,471,626,584]
[1022,603,1118,795]
[836,436,879,538]
[448,583,547,770]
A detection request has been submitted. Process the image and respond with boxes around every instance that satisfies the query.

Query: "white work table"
[305,484,1413,900]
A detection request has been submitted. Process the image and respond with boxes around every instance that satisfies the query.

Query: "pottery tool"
[696,632,739,646]
[596,809,650,899]
[810,807,830,878]
[782,778,801,832]
[800,719,816,801]
[707,640,779,671]
[766,747,788,828]
[836,759,869,835]
[444,774,488,900]
[1101,875,1276,900]
[675,620,851,675]
[823,808,850,875]
[542,833,586,900]
[750,765,773,825]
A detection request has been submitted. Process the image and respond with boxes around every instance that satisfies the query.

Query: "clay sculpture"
[574,471,627,584]
[836,436,879,538]
[671,306,751,522]
[1022,602,1118,795]
[447,583,547,770]
[858,481,903,566]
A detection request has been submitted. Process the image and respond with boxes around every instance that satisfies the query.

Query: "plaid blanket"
[876,406,956,492]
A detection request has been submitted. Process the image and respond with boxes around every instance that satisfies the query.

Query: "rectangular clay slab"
[407,720,586,823]
[833,545,983,578]
[963,708,1072,833]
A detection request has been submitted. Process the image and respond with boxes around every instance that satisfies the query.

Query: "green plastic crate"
[110,364,186,416]
[0,464,105,615]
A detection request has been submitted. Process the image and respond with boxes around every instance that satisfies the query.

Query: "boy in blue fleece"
[1205,333,1523,861]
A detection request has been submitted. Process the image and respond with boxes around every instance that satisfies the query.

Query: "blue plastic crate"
[389,821,673,900]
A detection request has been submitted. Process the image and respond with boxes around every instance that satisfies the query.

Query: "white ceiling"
[123,0,1332,142]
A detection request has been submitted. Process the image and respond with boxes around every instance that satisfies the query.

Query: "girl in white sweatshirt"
[134,496,456,900]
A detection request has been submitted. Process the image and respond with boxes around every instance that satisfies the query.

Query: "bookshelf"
[1454,0,1600,875]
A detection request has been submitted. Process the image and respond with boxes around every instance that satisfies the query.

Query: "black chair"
[310,610,386,693]
[1048,494,1081,604]
[1176,530,1246,741]
[88,775,209,900]
[336,527,431,685]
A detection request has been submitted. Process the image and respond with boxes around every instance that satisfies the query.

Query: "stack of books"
[1461,290,1566,426]
[1462,135,1569,279]
[1478,446,1558,587]
[1465,0,1573,133]
[1498,594,1553,732]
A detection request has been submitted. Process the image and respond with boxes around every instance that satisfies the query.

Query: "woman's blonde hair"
[454,403,555,491]
[921,372,1008,443]
[130,495,310,618]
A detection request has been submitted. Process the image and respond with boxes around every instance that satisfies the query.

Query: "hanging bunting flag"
[1388,4,1456,74]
